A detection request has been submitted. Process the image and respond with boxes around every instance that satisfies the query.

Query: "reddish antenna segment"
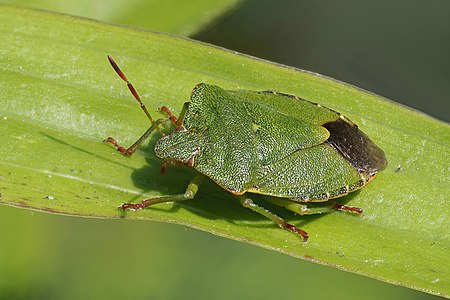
[107,55,163,134]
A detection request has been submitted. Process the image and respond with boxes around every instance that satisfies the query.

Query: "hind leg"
[264,197,363,215]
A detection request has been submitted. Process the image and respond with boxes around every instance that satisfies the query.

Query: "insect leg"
[104,119,165,156]
[330,202,363,214]
[160,102,189,130]
[264,197,363,215]
[238,196,308,241]
[175,102,189,127]
[120,174,203,210]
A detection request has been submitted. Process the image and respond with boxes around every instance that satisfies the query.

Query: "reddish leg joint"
[284,223,309,241]
[161,106,186,131]
[332,203,363,214]
[161,106,178,124]
[120,200,151,211]
[104,137,129,155]
[160,161,168,174]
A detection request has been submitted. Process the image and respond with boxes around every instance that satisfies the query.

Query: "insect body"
[105,55,387,241]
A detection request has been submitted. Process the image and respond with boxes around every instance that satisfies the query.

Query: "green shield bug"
[105,55,387,241]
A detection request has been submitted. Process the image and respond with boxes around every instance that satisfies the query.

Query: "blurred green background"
[0,0,448,299]
[195,0,450,122]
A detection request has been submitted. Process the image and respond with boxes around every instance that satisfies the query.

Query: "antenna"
[107,55,163,134]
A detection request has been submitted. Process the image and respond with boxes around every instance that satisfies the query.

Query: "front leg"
[105,118,166,156]
[160,102,190,130]
[121,174,203,210]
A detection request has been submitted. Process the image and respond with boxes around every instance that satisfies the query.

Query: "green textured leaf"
[0,6,448,297]
[2,0,244,35]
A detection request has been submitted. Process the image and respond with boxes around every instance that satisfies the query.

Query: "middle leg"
[238,196,309,241]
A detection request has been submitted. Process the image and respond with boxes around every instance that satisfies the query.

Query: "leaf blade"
[0,6,449,297]
[2,0,245,35]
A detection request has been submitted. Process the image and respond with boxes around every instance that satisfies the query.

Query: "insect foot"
[104,137,133,156]
[283,223,309,242]
[331,202,363,215]
[119,199,153,211]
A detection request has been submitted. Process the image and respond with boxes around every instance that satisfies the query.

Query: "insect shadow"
[43,132,361,230]
[129,135,363,230]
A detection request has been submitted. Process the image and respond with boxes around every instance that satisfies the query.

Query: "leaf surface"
[0,6,448,297]
[2,0,244,35]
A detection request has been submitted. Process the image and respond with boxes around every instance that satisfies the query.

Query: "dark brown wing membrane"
[323,118,387,175]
